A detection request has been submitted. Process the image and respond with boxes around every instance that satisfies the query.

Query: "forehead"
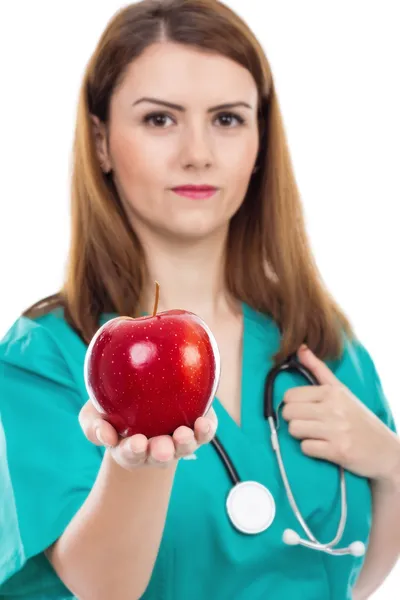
[118,42,258,106]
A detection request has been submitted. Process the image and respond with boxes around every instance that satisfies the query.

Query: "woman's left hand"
[281,345,400,482]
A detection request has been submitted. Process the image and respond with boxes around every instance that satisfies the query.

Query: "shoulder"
[0,308,88,398]
[1,307,77,351]
[330,334,379,391]
[331,334,396,431]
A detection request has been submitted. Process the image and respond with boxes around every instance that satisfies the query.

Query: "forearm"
[353,471,400,599]
[46,451,177,600]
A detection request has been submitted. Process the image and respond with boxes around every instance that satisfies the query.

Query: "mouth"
[171,185,219,200]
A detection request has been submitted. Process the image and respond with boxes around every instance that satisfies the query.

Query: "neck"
[139,227,238,323]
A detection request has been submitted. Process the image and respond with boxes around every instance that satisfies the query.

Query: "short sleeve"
[0,318,101,597]
[357,342,397,434]
[0,415,25,583]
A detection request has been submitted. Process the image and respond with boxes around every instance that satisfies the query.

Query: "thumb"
[297,345,338,386]
[78,399,118,447]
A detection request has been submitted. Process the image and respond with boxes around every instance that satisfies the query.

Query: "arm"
[46,398,217,600]
[353,440,400,600]
[46,452,177,600]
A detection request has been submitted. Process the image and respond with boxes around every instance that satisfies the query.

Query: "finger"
[116,434,149,467]
[94,420,119,448]
[288,419,329,440]
[78,400,118,447]
[194,415,217,445]
[301,439,336,462]
[283,385,328,404]
[204,405,218,425]
[148,435,176,465]
[199,406,218,436]
[281,402,325,422]
[297,345,339,386]
[173,426,198,457]
[78,400,100,441]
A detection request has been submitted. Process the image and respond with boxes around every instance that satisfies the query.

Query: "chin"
[162,218,227,242]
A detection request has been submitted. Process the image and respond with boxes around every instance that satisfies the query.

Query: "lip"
[171,185,218,200]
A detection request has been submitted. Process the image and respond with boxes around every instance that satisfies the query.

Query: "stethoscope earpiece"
[282,529,366,557]
[282,528,301,545]
[348,541,366,557]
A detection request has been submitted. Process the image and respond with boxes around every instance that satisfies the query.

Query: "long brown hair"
[23,0,355,364]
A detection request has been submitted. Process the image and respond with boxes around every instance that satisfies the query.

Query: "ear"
[90,114,112,174]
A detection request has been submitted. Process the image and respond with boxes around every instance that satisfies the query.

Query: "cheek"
[224,135,258,177]
[109,120,170,185]
[111,132,149,187]
[223,138,258,199]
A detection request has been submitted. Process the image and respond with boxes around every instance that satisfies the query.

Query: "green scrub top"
[0,303,396,599]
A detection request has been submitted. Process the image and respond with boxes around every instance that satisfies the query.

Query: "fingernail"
[179,436,192,445]
[299,344,308,352]
[130,444,144,455]
[95,428,112,448]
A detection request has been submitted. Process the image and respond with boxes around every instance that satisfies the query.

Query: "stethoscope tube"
[211,353,366,557]
[212,435,240,485]
[264,352,319,423]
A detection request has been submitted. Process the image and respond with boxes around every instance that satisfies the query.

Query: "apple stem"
[152,281,160,316]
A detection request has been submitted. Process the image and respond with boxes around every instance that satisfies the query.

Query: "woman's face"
[93,41,260,242]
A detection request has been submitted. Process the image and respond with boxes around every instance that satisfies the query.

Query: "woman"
[0,0,399,598]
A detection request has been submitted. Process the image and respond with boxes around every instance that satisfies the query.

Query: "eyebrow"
[132,97,253,112]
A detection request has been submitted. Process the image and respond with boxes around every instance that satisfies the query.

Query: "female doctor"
[0,1,399,599]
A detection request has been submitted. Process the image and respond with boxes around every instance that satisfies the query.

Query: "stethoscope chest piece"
[226,481,276,535]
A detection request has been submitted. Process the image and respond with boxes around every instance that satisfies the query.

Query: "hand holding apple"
[83,282,220,440]
[78,397,218,470]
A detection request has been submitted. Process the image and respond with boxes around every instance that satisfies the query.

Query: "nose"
[179,122,214,170]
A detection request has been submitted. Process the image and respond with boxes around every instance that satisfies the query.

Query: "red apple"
[84,284,220,439]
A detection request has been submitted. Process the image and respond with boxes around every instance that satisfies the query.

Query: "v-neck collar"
[212,302,280,439]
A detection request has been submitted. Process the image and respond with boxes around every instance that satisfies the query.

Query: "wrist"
[103,448,178,482]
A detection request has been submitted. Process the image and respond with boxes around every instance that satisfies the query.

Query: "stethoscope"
[211,353,366,557]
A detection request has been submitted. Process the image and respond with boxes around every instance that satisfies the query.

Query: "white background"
[0,1,399,597]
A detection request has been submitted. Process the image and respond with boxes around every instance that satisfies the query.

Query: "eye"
[142,111,246,128]
[143,112,175,128]
[215,112,245,127]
